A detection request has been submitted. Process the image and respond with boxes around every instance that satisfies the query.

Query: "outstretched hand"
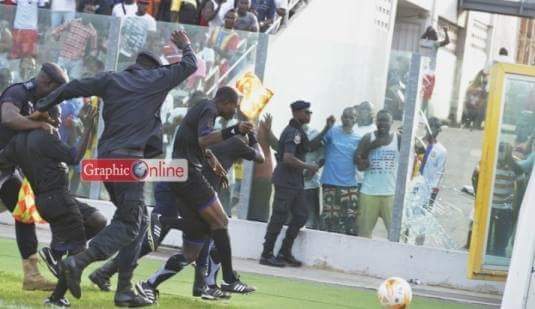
[171,30,191,50]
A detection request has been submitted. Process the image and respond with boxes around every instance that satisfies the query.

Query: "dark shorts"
[156,178,212,244]
[171,167,217,212]
[36,190,98,252]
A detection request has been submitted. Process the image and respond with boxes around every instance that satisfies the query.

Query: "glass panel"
[483,74,535,269]
[400,54,491,250]
[113,18,262,206]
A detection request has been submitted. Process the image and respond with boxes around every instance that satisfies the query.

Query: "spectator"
[209,9,241,57]
[169,0,198,24]
[420,26,449,114]
[10,0,42,65]
[319,107,360,235]
[252,0,276,32]
[50,0,77,27]
[487,142,516,257]
[248,113,276,222]
[112,0,138,17]
[51,18,98,79]
[0,21,12,70]
[155,0,172,21]
[199,0,235,28]
[275,0,287,18]
[420,117,446,210]
[355,110,400,238]
[77,0,113,15]
[235,0,259,32]
[19,56,38,81]
[0,67,12,91]
[118,0,157,59]
[303,124,323,229]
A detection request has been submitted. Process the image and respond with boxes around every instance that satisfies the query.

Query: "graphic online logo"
[81,159,188,182]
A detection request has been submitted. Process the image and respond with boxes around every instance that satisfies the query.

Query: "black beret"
[41,63,69,84]
[291,100,311,112]
[136,51,161,67]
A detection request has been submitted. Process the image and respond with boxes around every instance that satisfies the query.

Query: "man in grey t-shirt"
[235,0,259,32]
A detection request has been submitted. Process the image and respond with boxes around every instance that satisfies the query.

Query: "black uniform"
[35,46,197,278]
[171,99,220,214]
[263,119,309,257]
[0,80,38,260]
[0,129,98,253]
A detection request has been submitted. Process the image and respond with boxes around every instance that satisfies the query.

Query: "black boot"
[192,266,207,297]
[61,248,98,299]
[260,233,285,267]
[89,259,117,292]
[277,237,302,267]
[115,271,152,307]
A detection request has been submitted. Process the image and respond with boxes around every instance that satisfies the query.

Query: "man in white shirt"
[50,0,76,27]
[209,0,236,28]
[112,0,138,17]
[420,117,447,210]
[119,0,157,58]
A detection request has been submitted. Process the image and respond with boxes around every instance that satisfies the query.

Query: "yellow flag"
[236,72,274,121]
[13,178,46,224]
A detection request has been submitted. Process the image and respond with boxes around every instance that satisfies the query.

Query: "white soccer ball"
[377,277,413,308]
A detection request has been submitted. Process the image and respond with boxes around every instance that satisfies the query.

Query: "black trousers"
[0,175,37,259]
[87,181,148,276]
[263,186,308,255]
[35,190,98,253]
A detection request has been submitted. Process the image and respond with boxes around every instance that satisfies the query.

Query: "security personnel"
[33,30,197,306]
[0,105,107,307]
[0,63,67,291]
[260,101,334,267]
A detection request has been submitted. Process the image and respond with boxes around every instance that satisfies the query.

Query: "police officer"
[33,30,197,306]
[0,63,67,291]
[260,101,334,267]
[0,105,107,307]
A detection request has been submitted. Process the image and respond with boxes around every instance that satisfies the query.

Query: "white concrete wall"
[263,0,397,134]
[0,198,503,294]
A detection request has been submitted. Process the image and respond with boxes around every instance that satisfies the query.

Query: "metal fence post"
[388,54,423,242]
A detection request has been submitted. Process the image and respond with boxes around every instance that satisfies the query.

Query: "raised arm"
[157,31,198,91]
[309,115,335,151]
[440,27,450,47]
[355,133,372,170]
[35,74,108,112]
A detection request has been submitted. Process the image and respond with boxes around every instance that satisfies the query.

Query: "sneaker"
[39,247,60,279]
[114,289,152,307]
[135,281,159,304]
[203,285,231,300]
[277,252,302,267]
[259,254,286,267]
[44,297,70,307]
[221,274,256,294]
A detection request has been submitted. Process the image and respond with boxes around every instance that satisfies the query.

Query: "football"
[377,277,413,308]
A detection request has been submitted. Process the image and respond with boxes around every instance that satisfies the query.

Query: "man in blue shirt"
[319,107,360,235]
[252,0,276,31]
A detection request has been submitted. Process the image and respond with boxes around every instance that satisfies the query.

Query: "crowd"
[245,100,448,253]
[0,0,296,33]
